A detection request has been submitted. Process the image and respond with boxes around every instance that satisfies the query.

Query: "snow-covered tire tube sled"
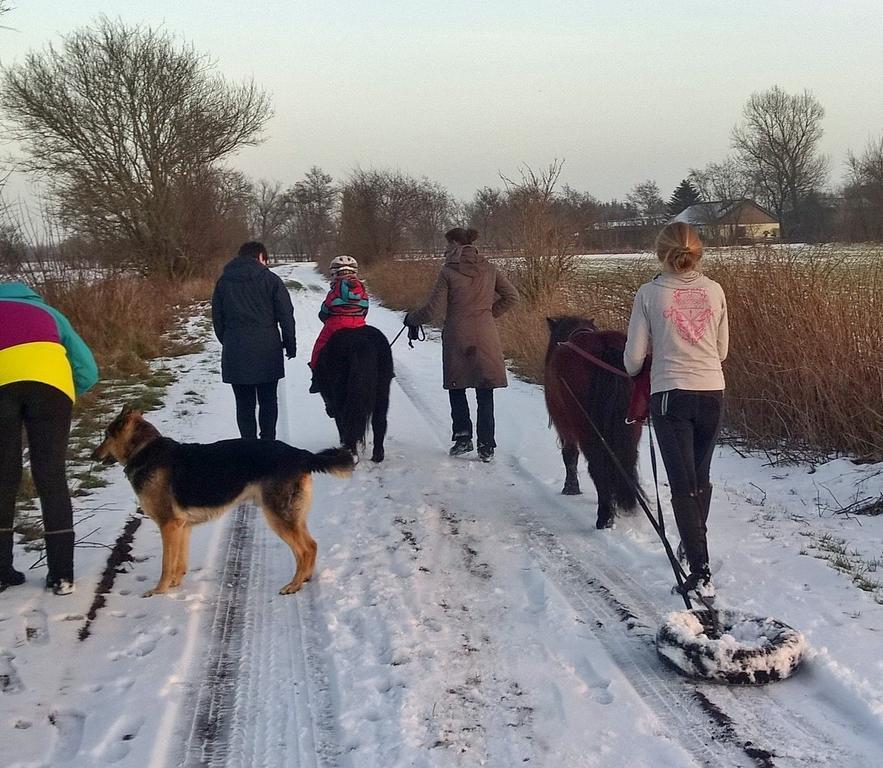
[656,608,807,684]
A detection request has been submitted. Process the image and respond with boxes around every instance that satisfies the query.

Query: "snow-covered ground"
[2,262,882,768]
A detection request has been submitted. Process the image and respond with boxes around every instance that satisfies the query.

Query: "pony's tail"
[339,345,377,450]
[601,375,642,512]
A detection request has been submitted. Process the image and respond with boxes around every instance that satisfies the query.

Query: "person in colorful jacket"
[308,255,369,391]
[0,282,99,595]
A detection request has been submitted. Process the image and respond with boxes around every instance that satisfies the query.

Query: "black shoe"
[0,565,25,591]
[449,437,474,456]
[673,567,714,601]
[478,445,494,462]
[46,575,75,596]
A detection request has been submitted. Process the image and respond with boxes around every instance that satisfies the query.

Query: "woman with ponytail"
[624,222,728,600]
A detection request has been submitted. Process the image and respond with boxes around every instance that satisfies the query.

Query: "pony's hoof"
[596,516,615,530]
[562,484,582,496]
[371,450,384,463]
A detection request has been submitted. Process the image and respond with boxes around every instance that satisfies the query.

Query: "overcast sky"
[1,0,881,206]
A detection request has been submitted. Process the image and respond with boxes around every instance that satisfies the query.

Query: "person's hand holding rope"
[390,314,425,348]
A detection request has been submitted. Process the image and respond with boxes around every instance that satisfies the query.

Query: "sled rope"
[559,377,710,611]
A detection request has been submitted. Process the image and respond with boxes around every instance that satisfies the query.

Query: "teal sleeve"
[48,307,100,395]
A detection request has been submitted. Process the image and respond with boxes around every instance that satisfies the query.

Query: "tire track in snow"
[180,269,342,768]
[180,504,254,768]
[391,358,870,767]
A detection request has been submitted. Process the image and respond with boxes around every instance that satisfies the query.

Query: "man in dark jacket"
[211,241,297,440]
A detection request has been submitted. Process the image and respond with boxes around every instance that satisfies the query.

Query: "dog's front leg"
[170,524,192,588]
[144,519,185,597]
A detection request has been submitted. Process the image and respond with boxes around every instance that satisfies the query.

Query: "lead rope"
[559,377,706,610]
[390,323,425,349]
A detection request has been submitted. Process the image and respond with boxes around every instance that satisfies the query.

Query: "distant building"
[672,199,780,244]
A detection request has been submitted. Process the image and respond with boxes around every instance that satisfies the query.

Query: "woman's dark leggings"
[651,389,723,573]
[449,388,495,448]
[650,389,723,495]
[232,381,279,440]
[0,381,75,580]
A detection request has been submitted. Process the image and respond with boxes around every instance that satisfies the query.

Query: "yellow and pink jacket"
[0,282,99,402]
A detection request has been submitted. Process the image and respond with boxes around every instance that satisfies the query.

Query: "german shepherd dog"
[312,325,394,463]
[92,405,354,596]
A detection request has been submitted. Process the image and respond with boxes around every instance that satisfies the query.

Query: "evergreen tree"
[667,179,702,216]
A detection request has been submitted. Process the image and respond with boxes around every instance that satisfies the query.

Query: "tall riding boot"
[44,530,75,594]
[0,530,25,590]
[670,493,708,575]
[697,483,713,527]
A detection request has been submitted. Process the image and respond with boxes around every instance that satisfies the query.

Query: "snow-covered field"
[2,262,882,767]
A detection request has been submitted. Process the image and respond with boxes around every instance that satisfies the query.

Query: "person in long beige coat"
[405,228,518,461]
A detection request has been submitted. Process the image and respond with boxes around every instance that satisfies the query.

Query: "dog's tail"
[306,447,356,478]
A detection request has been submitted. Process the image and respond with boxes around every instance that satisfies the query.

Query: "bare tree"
[501,160,578,300]
[410,178,457,253]
[688,157,755,202]
[465,187,507,249]
[844,134,883,241]
[338,168,420,264]
[249,179,290,253]
[626,180,666,218]
[286,166,337,264]
[731,86,827,238]
[1,17,272,277]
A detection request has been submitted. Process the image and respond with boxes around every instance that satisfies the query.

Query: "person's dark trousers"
[0,381,75,582]
[231,381,279,440]
[449,388,496,449]
[650,389,723,572]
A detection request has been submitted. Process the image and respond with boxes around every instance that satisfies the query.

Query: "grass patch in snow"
[799,531,883,603]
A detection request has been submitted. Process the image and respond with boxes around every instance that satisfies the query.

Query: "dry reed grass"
[711,247,882,462]
[368,246,883,462]
[42,275,216,376]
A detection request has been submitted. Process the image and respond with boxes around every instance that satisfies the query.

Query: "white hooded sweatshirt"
[624,270,728,395]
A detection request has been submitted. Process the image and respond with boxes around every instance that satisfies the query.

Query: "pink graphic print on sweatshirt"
[663,287,714,344]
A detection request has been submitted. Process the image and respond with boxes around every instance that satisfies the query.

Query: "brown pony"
[544,316,643,528]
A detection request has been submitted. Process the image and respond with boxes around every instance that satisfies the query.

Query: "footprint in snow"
[0,650,24,693]
[575,656,614,706]
[47,709,86,763]
[23,607,49,645]
[111,632,158,660]
[94,713,145,763]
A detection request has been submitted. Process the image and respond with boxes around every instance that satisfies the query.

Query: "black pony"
[544,316,642,528]
[313,325,394,463]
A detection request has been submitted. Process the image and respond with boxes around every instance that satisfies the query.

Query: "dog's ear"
[121,403,142,420]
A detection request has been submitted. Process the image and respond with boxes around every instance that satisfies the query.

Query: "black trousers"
[231,381,279,440]
[0,381,75,579]
[651,389,723,573]
[449,388,496,448]
[650,389,723,496]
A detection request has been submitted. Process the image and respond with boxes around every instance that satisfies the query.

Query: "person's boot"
[477,444,494,462]
[449,435,474,456]
[675,564,715,601]
[44,530,75,596]
[669,493,710,595]
[0,531,25,591]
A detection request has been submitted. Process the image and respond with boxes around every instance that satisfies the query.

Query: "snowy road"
[3,263,883,767]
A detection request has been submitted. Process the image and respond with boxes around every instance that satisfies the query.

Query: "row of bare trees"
[1,18,269,278]
[2,14,882,286]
